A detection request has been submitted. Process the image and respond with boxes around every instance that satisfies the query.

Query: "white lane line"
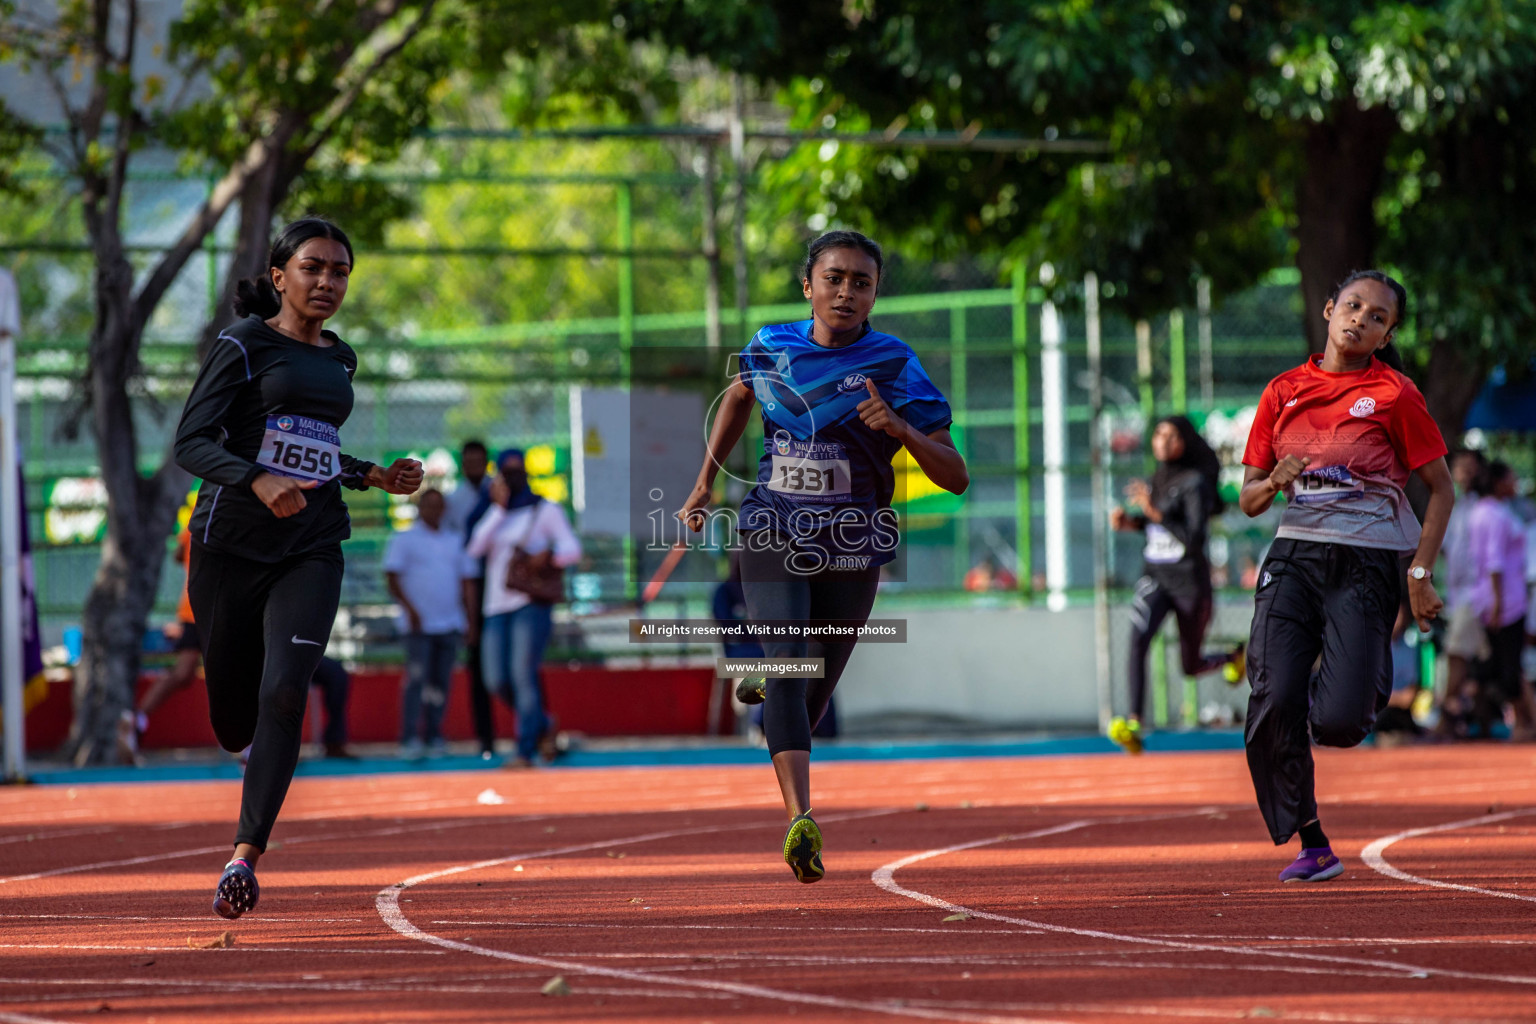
[1361,809,1536,903]
[429,919,1046,936]
[0,943,442,956]
[0,1012,82,1024]
[378,809,1074,1024]
[0,977,730,1000]
[871,815,1536,988]
[0,813,553,885]
[1150,933,1536,948]
[898,996,1524,1024]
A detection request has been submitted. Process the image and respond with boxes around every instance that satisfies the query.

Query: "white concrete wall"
[835,599,1255,732]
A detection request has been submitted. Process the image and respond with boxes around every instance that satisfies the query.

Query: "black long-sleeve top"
[174,315,376,561]
[1132,466,1216,583]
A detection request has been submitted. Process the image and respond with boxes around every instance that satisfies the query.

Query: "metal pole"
[617,180,635,377]
[701,143,721,351]
[1197,276,1214,409]
[1011,264,1032,595]
[1040,298,1067,612]
[1084,272,1113,732]
[729,75,749,342]
[0,268,24,781]
[949,305,969,588]
[1169,308,1188,414]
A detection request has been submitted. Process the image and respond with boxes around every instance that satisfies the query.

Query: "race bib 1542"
[765,437,852,504]
[256,414,342,483]
[1293,464,1364,504]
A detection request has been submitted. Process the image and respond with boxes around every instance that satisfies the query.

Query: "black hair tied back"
[232,217,356,320]
[802,230,884,292]
[1331,269,1409,373]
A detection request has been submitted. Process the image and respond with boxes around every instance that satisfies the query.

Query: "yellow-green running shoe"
[1222,643,1247,685]
[735,675,767,705]
[782,811,824,883]
[1108,716,1143,755]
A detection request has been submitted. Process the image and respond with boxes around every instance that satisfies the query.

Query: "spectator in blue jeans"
[466,448,582,767]
[385,488,472,757]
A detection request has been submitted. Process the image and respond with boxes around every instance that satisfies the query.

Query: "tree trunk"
[1293,101,1397,354]
[1419,333,1488,447]
[70,469,186,764]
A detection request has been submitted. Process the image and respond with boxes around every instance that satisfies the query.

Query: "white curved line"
[376,810,1073,1024]
[872,813,1536,988]
[1360,808,1536,903]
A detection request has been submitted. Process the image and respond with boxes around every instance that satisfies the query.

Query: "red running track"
[3,746,1536,1023]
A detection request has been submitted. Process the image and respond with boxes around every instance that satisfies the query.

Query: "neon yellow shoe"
[1108,716,1143,755]
[1222,643,1247,686]
[783,811,824,883]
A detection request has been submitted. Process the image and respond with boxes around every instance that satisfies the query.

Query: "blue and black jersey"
[736,320,951,564]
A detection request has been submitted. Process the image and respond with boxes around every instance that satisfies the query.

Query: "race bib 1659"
[256,414,342,483]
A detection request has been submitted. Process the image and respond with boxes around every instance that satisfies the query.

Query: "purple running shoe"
[1279,846,1343,883]
[212,858,260,918]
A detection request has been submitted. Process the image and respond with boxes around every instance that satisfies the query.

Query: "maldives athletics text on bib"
[256,414,342,483]
[763,435,852,505]
[1293,464,1365,505]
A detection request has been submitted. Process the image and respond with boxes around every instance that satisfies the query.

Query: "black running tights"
[739,545,881,757]
[188,541,344,851]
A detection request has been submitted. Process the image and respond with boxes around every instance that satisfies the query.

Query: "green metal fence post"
[1011,263,1032,595]
[1169,309,1187,415]
[617,181,635,380]
[950,305,969,588]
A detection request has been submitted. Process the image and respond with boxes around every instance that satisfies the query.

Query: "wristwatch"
[1407,565,1432,581]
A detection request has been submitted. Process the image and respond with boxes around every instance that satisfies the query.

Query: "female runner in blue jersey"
[678,231,969,883]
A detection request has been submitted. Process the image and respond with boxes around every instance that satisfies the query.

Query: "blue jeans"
[481,603,553,760]
[401,631,461,744]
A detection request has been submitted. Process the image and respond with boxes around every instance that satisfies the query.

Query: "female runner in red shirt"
[1240,270,1453,882]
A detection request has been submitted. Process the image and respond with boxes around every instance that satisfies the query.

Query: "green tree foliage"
[0,0,609,761]
[624,0,1536,431]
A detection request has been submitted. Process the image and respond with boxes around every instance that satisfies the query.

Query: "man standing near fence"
[446,439,498,758]
[385,488,474,757]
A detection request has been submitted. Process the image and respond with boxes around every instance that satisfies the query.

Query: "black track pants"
[739,544,881,757]
[1244,539,1400,845]
[1126,572,1227,721]
[189,540,345,851]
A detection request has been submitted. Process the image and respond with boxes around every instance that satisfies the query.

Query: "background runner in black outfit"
[174,219,422,919]
[1109,416,1240,751]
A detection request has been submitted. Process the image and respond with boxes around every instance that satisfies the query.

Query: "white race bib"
[765,438,851,504]
[1293,464,1363,505]
[256,414,341,483]
[1143,523,1187,564]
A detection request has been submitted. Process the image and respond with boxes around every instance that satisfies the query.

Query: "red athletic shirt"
[1243,355,1447,551]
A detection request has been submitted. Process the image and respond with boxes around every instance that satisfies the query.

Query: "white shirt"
[443,477,491,537]
[465,501,583,617]
[382,522,473,635]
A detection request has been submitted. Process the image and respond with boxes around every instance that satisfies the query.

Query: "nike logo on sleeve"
[291,636,323,646]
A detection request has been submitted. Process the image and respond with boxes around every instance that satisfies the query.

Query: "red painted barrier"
[24,664,733,753]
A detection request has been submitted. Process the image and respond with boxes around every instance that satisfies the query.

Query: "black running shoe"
[782,811,824,883]
[735,676,767,705]
[212,858,259,919]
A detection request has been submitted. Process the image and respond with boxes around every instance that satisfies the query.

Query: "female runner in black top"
[174,218,422,918]
[1108,416,1242,752]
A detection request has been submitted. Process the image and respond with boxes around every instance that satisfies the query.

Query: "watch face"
[1410,566,1426,579]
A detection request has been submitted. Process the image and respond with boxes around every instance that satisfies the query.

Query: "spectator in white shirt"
[466,448,582,767]
[384,488,473,756]
[445,438,497,758]
[443,439,491,535]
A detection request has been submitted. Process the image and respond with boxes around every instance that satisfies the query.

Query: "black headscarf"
[1150,415,1225,516]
